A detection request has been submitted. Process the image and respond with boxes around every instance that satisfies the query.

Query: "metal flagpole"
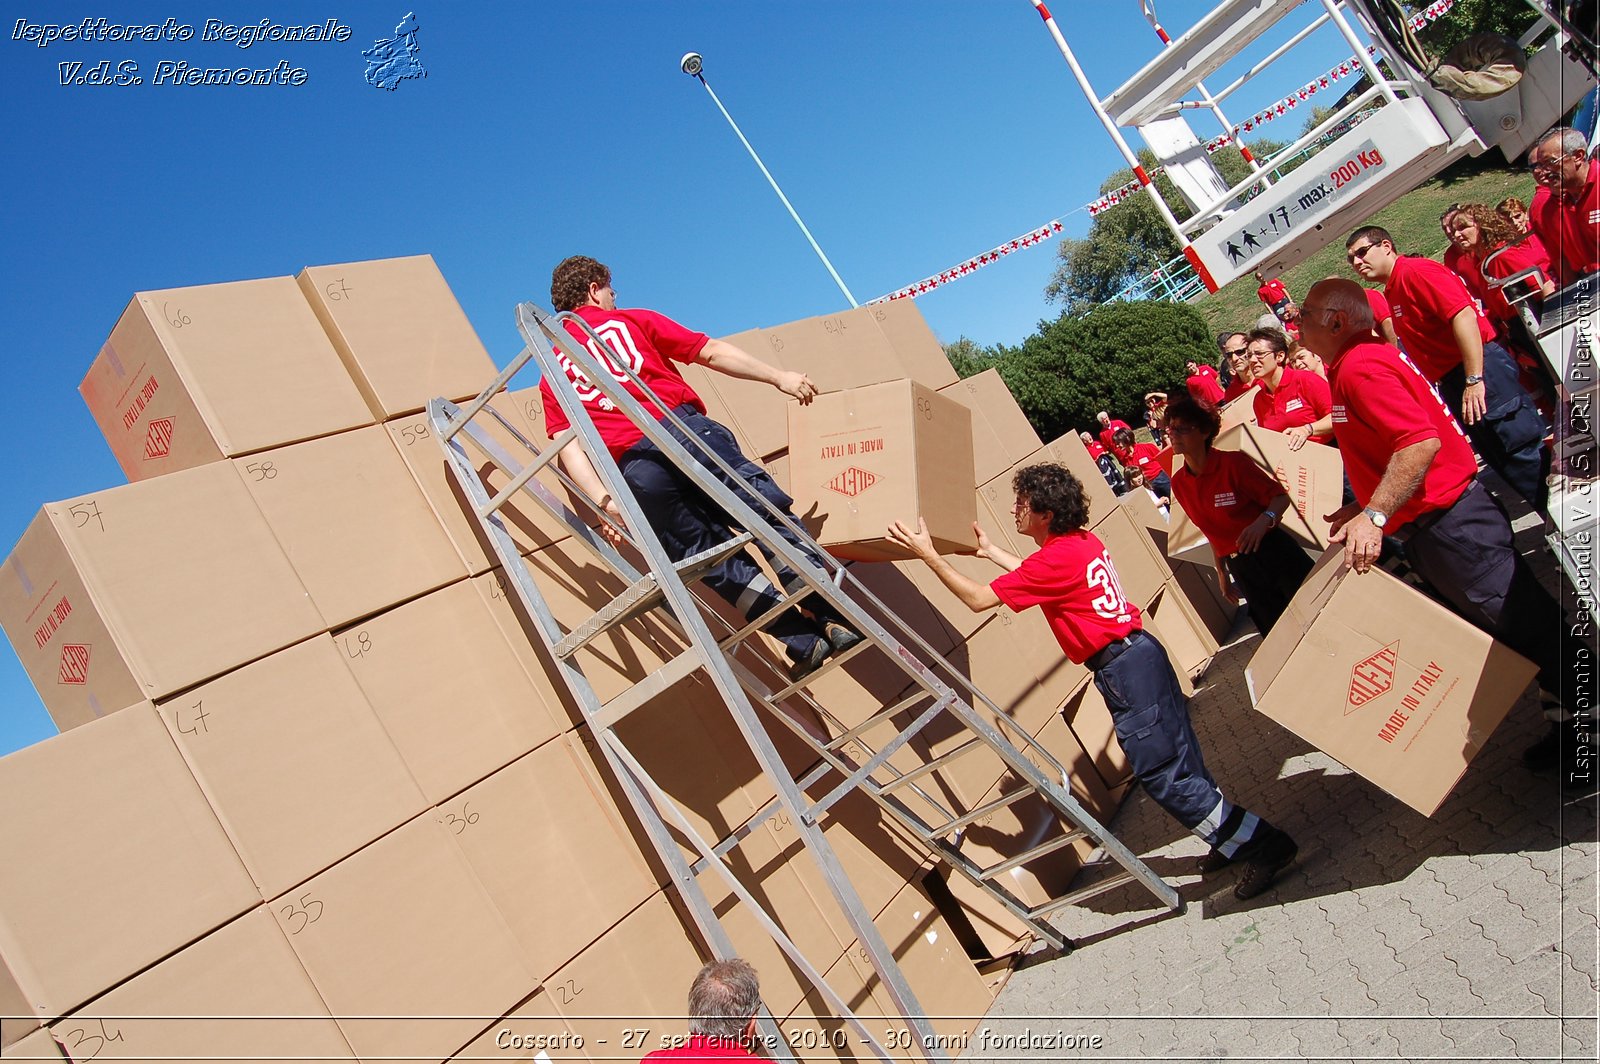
[680,51,859,307]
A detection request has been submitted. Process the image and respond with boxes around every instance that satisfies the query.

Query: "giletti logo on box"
[826,467,878,497]
[1346,640,1399,713]
[59,644,91,685]
[144,418,175,460]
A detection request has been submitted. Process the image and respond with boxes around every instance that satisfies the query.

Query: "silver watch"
[1362,506,1388,529]
[1464,374,1485,385]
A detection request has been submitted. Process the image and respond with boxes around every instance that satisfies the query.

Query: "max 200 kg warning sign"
[1214,141,1387,267]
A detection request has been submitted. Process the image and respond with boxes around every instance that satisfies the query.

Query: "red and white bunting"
[874,0,1457,301]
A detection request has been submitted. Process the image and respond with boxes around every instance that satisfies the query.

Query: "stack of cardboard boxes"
[1,263,1083,1062]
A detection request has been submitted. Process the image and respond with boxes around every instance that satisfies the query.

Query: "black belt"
[1086,629,1144,672]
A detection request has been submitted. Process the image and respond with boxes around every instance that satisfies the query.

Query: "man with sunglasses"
[1344,226,1548,514]
[1298,279,1579,787]
[1527,126,1600,285]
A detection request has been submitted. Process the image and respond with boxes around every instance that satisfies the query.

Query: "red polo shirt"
[1365,287,1392,330]
[1170,449,1284,560]
[1383,255,1495,382]
[1098,420,1131,451]
[1252,366,1334,444]
[991,529,1141,664]
[1474,238,1555,321]
[1529,166,1600,285]
[1327,338,1477,529]
[1186,365,1225,405]
[1083,437,1108,461]
[1221,375,1257,404]
[1126,441,1166,481]
[644,1034,768,1064]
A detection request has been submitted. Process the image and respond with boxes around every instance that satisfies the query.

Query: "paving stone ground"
[971,514,1599,1062]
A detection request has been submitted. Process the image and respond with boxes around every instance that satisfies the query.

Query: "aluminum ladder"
[427,301,1183,1064]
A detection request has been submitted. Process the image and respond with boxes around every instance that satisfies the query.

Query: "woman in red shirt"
[1165,395,1312,635]
[1244,327,1335,449]
[1111,427,1172,502]
[1449,203,1560,414]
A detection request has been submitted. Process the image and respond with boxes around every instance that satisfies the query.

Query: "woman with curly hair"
[1447,203,1557,326]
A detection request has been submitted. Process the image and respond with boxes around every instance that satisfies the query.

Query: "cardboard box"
[1218,392,1258,432]
[762,309,904,394]
[59,908,356,1063]
[0,463,324,730]
[335,580,562,804]
[273,814,534,1063]
[468,569,579,729]
[0,705,258,1034]
[1144,583,1216,687]
[1163,491,1219,567]
[865,300,959,389]
[297,254,498,420]
[450,989,589,1063]
[544,892,706,1051]
[1060,676,1131,791]
[694,329,793,460]
[441,737,657,981]
[1090,504,1169,609]
[1218,422,1344,554]
[1044,434,1119,521]
[235,425,466,628]
[941,370,1043,466]
[157,636,426,901]
[900,554,999,639]
[1245,548,1537,816]
[2,1027,62,1059]
[1168,557,1240,642]
[391,392,578,576]
[788,381,977,561]
[780,949,899,1064]
[79,277,372,480]
[937,381,1010,485]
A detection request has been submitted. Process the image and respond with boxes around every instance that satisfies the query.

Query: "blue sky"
[0,2,1365,755]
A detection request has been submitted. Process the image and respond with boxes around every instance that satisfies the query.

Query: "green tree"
[1045,142,1284,313]
[991,301,1219,440]
[1416,0,1542,56]
[941,336,997,378]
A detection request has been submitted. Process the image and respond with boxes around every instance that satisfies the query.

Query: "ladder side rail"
[522,310,951,1064]
[1190,6,1337,109]
[434,397,810,1063]
[440,345,540,443]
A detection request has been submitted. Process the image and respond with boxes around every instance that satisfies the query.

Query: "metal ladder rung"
[821,691,938,754]
[554,533,755,658]
[477,428,576,517]
[930,787,1034,838]
[594,649,705,729]
[878,737,984,791]
[978,830,1087,880]
[1027,868,1139,917]
[763,635,871,703]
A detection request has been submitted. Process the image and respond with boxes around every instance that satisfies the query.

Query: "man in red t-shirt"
[1527,126,1600,285]
[643,959,772,1064]
[1345,225,1548,514]
[1185,359,1226,405]
[1095,410,1131,451]
[1255,271,1292,317]
[539,256,859,681]
[1244,327,1334,448]
[1111,427,1172,502]
[886,464,1298,899]
[1300,280,1579,785]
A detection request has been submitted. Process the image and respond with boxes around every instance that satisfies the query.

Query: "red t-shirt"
[1383,255,1495,382]
[1127,441,1165,481]
[1474,238,1555,321]
[1097,420,1131,451]
[1169,449,1284,559]
[1443,243,1473,287]
[540,305,710,456]
[1365,287,1392,328]
[1221,375,1257,404]
[1083,438,1108,461]
[990,530,1142,664]
[1186,365,1225,405]
[1252,366,1334,444]
[643,1035,767,1064]
[1327,339,1477,529]
[1529,168,1600,285]
[1258,278,1290,305]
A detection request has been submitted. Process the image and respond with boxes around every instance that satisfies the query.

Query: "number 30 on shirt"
[1086,553,1131,620]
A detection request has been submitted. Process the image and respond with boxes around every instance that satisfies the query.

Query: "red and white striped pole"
[1027,0,1219,291]
[1139,0,1265,176]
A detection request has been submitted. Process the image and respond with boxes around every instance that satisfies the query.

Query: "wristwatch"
[1262,508,1279,528]
[1362,506,1388,529]
[1464,374,1485,385]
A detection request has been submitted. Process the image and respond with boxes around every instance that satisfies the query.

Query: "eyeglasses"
[1011,499,1031,513]
[1222,346,1247,357]
[1346,243,1377,262]
[1530,151,1574,177]
[1166,423,1200,436]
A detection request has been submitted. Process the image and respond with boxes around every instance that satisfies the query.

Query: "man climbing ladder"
[538,256,862,681]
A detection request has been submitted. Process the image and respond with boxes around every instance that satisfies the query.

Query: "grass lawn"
[1194,159,1541,335]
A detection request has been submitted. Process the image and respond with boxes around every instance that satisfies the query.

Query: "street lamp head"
[680,52,704,77]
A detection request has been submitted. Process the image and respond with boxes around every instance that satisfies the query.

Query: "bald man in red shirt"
[1299,279,1580,787]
